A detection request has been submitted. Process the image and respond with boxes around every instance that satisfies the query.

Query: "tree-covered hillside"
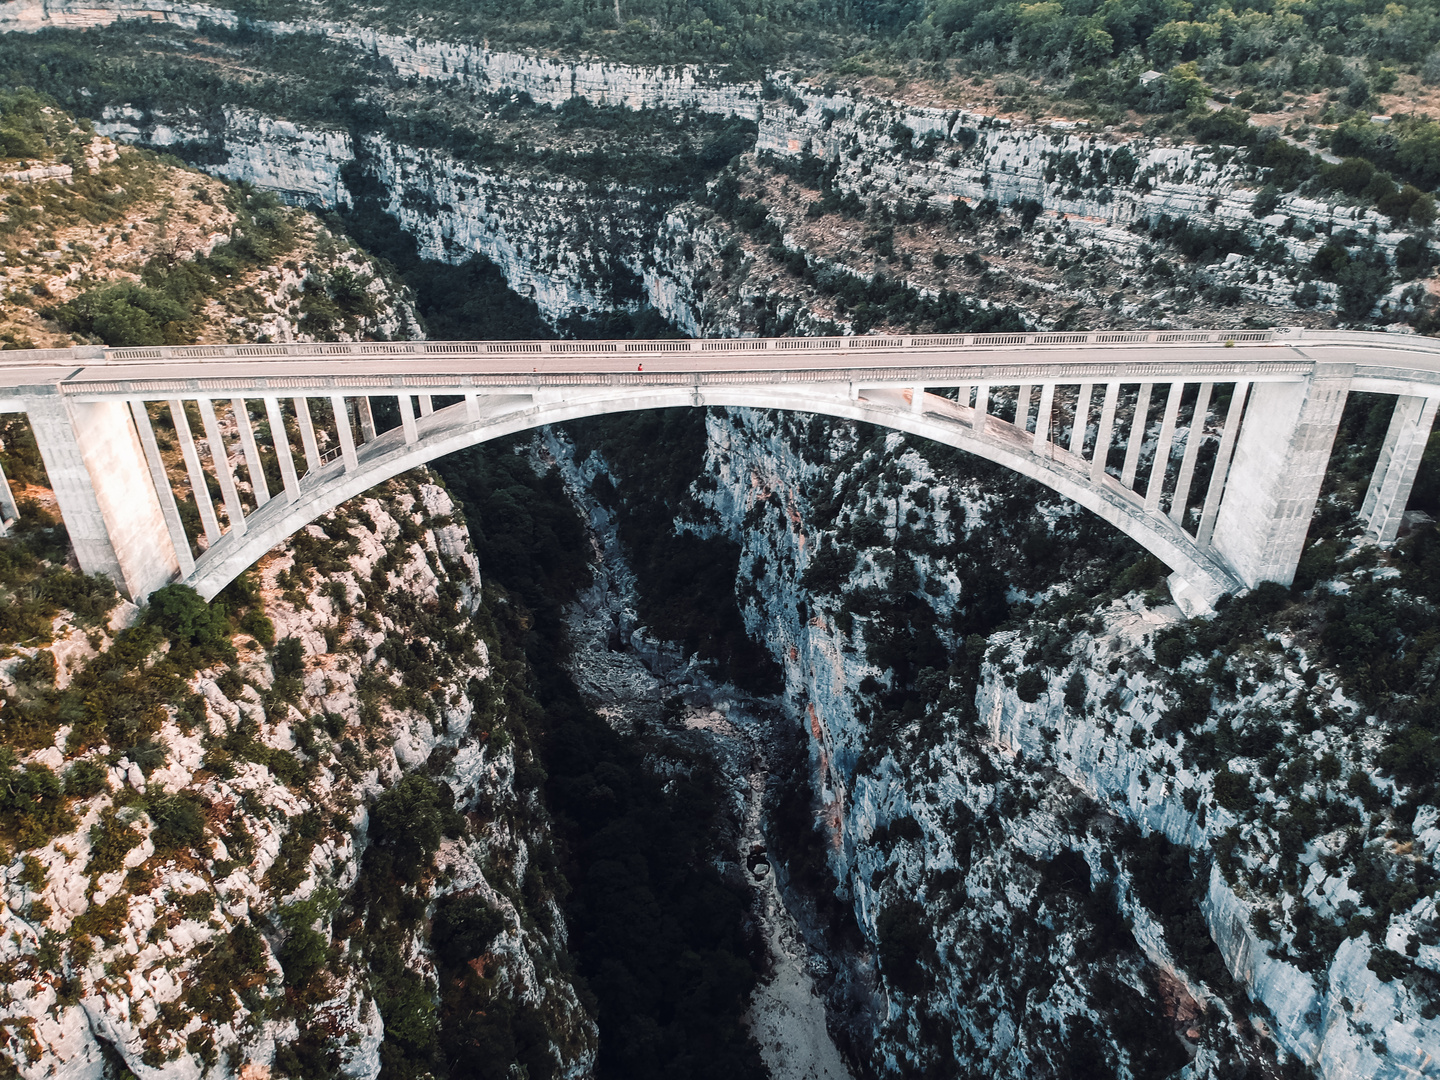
[227,0,1440,103]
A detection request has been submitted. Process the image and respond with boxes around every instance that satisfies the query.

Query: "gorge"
[0,6,1437,1080]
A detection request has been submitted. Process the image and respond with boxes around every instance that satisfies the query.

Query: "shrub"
[431,895,506,959]
[1189,108,1256,145]
[1154,634,1189,669]
[0,752,74,847]
[1251,184,1281,218]
[147,792,206,852]
[50,281,193,347]
[876,898,931,994]
[1213,769,1253,812]
[186,920,269,1019]
[239,608,276,647]
[1378,728,1439,789]
[278,923,329,987]
[272,636,305,678]
[1016,667,1047,702]
[1311,241,1350,281]
[1321,157,1377,196]
[1064,672,1087,712]
[1348,769,1389,810]
[14,649,56,687]
[369,774,456,880]
[800,540,857,593]
[1335,251,1393,320]
[87,807,143,874]
[144,584,234,664]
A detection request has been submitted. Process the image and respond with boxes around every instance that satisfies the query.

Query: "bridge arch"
[179,385,1240,612]
[9,328,1440,617]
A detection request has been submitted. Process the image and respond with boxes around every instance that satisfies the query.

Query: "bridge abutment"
[27,395,180,600]
[1209,365,1352,588]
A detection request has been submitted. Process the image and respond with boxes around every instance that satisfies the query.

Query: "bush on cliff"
[369,773,463,881]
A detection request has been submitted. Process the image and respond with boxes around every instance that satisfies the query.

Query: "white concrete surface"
[1362,395,1440,543]
[1,327,1438,606]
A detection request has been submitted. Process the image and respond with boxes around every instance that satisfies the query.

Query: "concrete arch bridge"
[0,326,1435,616]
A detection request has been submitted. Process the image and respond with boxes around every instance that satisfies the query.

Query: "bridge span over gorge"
[0,325,1435,615]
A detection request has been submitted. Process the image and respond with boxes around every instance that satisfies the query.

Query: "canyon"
[0,9,1435,1080]
[0,0,1429,338]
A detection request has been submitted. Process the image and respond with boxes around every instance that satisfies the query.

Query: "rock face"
[14,0,1425,329]
[0,475,596,1079]
[94,103,716,329]
[570,405,1440,1079]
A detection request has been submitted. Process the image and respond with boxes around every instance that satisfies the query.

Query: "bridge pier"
[1209,365,1351,588]
[27,395,180,600]
[1361,394,1439,543]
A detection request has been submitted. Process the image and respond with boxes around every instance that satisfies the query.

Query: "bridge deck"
[0,329,1432,398]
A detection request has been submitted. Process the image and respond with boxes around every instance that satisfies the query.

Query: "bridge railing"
[0,326,1435,370]
[0,328,1314,368]
[95,328,1280,362]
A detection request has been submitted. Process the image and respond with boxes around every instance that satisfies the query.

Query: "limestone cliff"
[568,405,1440,1080]
[0,474,596,1079]
[1,0,1426,332]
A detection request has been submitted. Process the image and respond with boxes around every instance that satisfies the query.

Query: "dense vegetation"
[0,24,758,195]
[197,0,1440,92]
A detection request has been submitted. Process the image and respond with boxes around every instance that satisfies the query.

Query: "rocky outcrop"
[634,405,1439,1079]
[0,475,596,1079]
[0,0,763,116]
[12,0,1422,329]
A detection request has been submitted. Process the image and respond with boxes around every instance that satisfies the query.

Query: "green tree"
[369,774,454,880]
[144,584,234,662]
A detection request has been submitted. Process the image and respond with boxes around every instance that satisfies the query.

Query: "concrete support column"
[1197,382,1251,548]
[1210,367,1352,587]
[1145,383,1183,513]
[27,395,179,599]
[357,397,377,443]
[1033,383,1055,453]
[1121,383,1153,489]
[263,397,301,503]
[1169,382,1213,529]
[1069,383,1093,456]
[1361,394,1439,543]
[464,393,480,423]
[418,394,434,416]
[1015,383,1032,432]
[129,400,194,577]
[231,398,270,506]
[331,395,359,470]
[294,397,321,475]
[0,459,18,534]
[398,394,418,445]
[973,384,989,430]
[170,399,221,547]
[910,386,925,414]
[197,398,247,537]
[1091,382,1121,482]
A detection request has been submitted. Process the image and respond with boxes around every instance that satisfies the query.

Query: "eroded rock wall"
[12,0,1418,330]
[646,405,1439,1079]
[0,475,596,1079]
